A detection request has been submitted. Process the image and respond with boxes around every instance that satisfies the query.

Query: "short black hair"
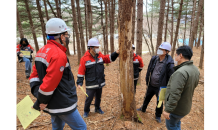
[20,38,29,45]
[176,45,193,60]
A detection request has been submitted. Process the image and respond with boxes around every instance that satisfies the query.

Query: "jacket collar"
[173,60,193,71]
[47,40,67,53]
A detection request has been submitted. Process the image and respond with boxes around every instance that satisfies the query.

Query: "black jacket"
[145,54,174,87]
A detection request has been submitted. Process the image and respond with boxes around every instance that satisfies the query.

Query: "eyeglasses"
[64,34,71,38]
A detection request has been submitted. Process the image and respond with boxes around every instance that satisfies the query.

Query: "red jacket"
[16,44,34,62]
[77,50,119,89]
[133,53,144,80]
[29,40,77,115]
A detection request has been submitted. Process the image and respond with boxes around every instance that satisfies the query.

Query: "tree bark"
[100,0,106,54]
[170,0,174,46]
[47,0,57,17]
[17,8,24,39]
[118,0,137,121]
[156,0,166,53]
[164,0,170,42]
[171,0,183,58]
[71,0,81,64]
[84,0,88,43]
[136,0,143,56]
[104,0,108,54]
[131,0,136,45]
[189,0,204,49]
[43,0,49,20]
[58,0,62,18]
[110,0,115,53]
[197,9,203,48]
[189,0,196,48]
[87,0,92,38]
[199,33,204,69]
[55,0,61,18]
[36,0,47,46]
[76,0,86,55]
[24,0,39,52]
[73,27,76,55]
[183,1,189,46]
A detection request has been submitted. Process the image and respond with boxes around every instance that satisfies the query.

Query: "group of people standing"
[16,18,200,130]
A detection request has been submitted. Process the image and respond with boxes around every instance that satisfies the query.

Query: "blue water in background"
[178,38,203,46]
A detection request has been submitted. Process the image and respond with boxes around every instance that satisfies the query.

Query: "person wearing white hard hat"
[137,42,174,123]
[77,37,119,118]
[132,44,144,93]
[29,18,86,130]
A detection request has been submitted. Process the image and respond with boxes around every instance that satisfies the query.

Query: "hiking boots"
[137,107,146,113]
[95,108,104,114]
[83,112,89,118]
[155,117,161,123]
[25,70,30,79]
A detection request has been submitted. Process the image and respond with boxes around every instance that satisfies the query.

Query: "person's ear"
[60,34,65,41]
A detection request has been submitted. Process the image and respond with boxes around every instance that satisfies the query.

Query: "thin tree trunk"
[199,33,204,69]
[17,8,24,39]
[170,0,174,46]
[100,0,106,54]
[143,33,152,56]
[183,1,189,46]
[55,0,60,18]
[118,0,137,121]
[76,0,86,55]
[24,0,39,52]
[150,0,154,55]
[58,0,62,18]
[189,0,204,49]
[156,0,166,53]
[43,0,49,20]
[104,0,108,54]
[164,0,170,42]
[189,0,196,48]
[71,0,81,64]
[84,0,88,43]
[131,0,136,45]
[171,0,183,58]
[73,27,76,55]
[36,0,46,46]
[197,10,203,48]
[47,0,57,17]
[110,0,115,53]
[87,0,92,38]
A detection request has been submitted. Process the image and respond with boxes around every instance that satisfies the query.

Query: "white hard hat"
[159,42,171,51]
[132,44,135,48]
[87,38,101,47]
[46,18,70,34]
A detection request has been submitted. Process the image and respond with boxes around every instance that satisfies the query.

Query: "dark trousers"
[84,88,102,112]
[141,85,163,117]
[134,80,138,93]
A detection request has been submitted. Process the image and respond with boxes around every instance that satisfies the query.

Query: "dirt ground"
[16,47,204,130]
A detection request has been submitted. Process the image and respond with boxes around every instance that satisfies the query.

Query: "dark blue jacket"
[145,54,174,87]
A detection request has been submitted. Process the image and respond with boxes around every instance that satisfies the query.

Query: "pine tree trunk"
[164,0,170,42]
[71,0,81,64]
[24,0,39,52]
[199,33,204,69]
[171,0,183,58]
[150,0,155,55]
[183,1,189,46]
[189,0,196,48]
[58,0,62,18]
[118,0,137,121]
[156,0,166,53]
[47,0,57,17]
[43,0,49,20]
[131,0,136,45]
[136,0,143,56]
[100,0,106,54]
[17,8,24,39]
[104,0,108,54]
[73,27,76,55]
[55,0,61,18]
[170,0,174,46]
[84,0,88,43]
[87,0,92,38]
[197,10,203,48]
[36,0,46,46]
[189,0,203,49]
[76,0,86,56]
[110,0,115,53]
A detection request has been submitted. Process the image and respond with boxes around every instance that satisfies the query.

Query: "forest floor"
[16,47,204,130]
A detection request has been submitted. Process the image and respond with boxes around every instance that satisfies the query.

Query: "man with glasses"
[29,18,86,130]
